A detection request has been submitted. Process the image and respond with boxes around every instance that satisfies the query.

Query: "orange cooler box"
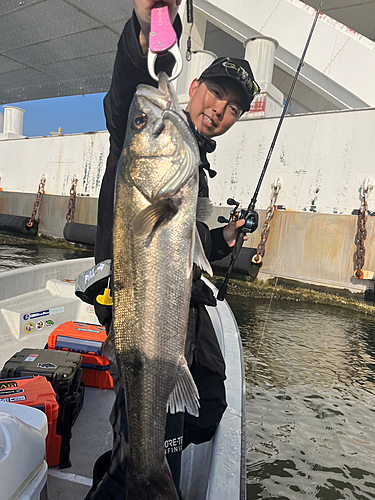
[48,321,113,390]
[0,375,61,467]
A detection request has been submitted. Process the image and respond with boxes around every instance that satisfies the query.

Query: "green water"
[227,296,375,500]
[0,242,93,272]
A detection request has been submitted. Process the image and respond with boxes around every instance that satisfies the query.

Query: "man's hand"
[223,219,249,248]
[133,0,181,55]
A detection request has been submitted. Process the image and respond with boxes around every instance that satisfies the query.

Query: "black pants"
[85,302,226,499]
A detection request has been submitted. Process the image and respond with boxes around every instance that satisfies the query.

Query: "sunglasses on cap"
[222,60,260,98]
[209,57,261,99]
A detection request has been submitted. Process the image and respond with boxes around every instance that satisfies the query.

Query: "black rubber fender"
[211,247,262,278]
[0,214,38,236]
[63,222,97,246]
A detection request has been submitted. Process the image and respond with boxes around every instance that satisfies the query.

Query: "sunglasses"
[223,60,260,98]
[209,58,260,99]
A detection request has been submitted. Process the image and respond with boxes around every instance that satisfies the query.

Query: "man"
[87,0,259,497]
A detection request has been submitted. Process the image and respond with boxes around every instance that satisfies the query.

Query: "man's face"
[185,77,244,138]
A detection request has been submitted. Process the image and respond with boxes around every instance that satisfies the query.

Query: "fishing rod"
[217,0,324,301]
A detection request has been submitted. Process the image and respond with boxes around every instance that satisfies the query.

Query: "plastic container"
[48,321,113,390]
[0,399,47,437]
[0,401,47,500]
[0,349,85,468]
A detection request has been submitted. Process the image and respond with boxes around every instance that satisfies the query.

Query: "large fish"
[112,72,212,499]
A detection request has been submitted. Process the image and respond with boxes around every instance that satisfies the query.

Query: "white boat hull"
[0,258,246,500]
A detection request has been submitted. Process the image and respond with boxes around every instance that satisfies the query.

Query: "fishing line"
[294,115,320,209]
[185,0,194,61]
[248,0,325,212]
[217,0,325,301]
[250,0,324,369]
[251,277,278,374]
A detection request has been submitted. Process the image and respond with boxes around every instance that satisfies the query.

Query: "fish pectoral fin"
[167,356,200,417]
[193,226,213,277]
[133,198,180,236]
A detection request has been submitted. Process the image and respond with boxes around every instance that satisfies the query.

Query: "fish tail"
[126,461,179,500]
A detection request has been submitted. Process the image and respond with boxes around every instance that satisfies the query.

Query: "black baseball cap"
[199,56,260,112]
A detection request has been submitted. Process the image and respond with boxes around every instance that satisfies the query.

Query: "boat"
[0,257,246,500]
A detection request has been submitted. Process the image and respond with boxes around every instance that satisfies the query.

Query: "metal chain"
[66,177,78,224]
[27,177,46,228]
[253,182,281,264]
[355,189,369,279]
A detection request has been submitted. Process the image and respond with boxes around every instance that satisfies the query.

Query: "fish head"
[124,72,200,201]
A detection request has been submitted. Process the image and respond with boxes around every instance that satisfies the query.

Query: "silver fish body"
[112,72,209,499]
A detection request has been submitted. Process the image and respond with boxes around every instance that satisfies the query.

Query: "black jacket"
[93,12,228,446]
[95,12,231,274]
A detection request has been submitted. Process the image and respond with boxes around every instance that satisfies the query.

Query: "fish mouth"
[136,72,185,119]
[135,72,188,138]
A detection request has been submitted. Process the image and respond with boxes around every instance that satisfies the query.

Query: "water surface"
[227,297,375,499]
[0,242,93,272]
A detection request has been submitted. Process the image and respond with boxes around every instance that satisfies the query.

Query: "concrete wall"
[1,108,374,216]
[205,107,375,292]
[0,131,109,196]
[1,107,375,292]
[209,206,374,293]
[208,107,375,215]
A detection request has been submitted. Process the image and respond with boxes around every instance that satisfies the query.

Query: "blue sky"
[1,93,107,137]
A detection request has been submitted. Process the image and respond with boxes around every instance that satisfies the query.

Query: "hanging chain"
[27,177,46,228]
[253,181,281,264]
[354,187,370,279]
[66,177,78,224]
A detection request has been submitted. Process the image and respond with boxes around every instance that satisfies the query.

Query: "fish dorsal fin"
[167,356,200,417]
[133,198,180,236]
[193,226,213,277]
[196,197,213,222]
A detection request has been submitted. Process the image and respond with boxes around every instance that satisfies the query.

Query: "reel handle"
[217,216,229,224]
[227,198,239,207]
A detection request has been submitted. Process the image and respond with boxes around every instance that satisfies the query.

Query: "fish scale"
[112,72,207,499]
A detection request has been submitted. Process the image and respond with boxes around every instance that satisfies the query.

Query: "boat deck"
[46,386,115,499]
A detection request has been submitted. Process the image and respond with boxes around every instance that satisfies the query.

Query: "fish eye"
[132,113,147,130]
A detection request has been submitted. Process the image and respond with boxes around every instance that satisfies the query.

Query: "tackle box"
[47,321,113,390]
[0,375,61,467]
[0,349,85,468]
[0,348,83,394]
